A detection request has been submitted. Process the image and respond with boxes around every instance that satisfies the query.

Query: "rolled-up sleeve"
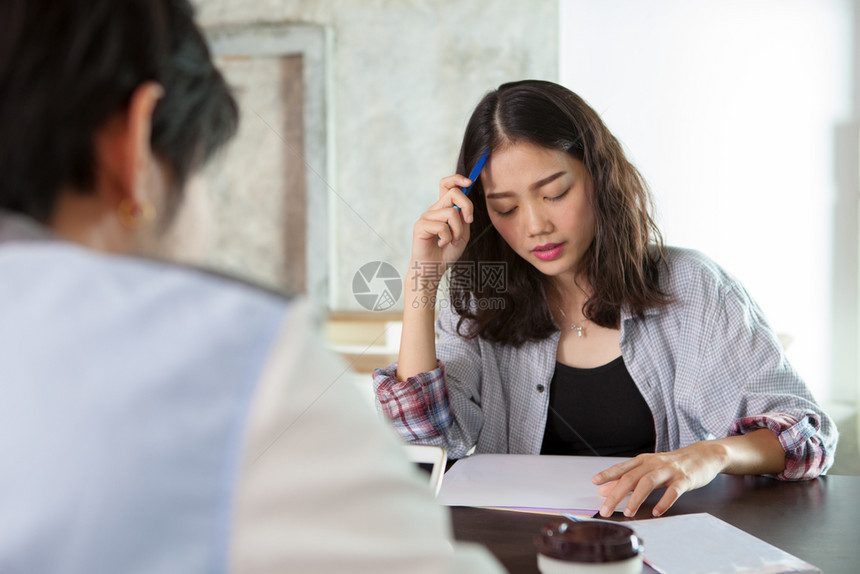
[372,306,488,458]
[730,412,828,480]
[374,362,452,441]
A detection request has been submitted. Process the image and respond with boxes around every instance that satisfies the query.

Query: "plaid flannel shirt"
[374,247,837,481]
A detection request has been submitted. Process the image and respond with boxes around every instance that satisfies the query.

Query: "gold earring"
[117,198,157,230]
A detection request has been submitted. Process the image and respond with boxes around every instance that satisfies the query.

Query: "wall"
[560,0,858,405]
[193,0,559,308]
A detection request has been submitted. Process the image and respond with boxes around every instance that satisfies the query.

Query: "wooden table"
[450,474,860,573]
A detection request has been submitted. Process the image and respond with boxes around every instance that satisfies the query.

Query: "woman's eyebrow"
[486,171,567,199]
[528,171,565,191]
[485,190,516,199]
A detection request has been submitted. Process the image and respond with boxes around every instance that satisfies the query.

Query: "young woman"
[375,79,837,518]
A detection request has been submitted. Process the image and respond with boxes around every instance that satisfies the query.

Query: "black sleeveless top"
[540,356,656,457]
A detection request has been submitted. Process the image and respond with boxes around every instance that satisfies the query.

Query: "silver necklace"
[558,307,587,338]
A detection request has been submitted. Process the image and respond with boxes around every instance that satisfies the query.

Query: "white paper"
[625,513,820,574]
[438,453,629,512]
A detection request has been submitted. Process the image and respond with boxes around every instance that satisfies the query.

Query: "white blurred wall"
[560,0,858,405]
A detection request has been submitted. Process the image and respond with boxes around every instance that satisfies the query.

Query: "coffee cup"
[534,519,644,574]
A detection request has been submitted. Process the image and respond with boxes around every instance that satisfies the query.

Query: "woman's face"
[482,141,596,286]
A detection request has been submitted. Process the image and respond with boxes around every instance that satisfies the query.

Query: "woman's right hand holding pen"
[398,174,474,380]
[410,174,475,279]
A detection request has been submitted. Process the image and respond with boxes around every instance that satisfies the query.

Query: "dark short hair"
[451,80,669,345]
[0,0,238,222]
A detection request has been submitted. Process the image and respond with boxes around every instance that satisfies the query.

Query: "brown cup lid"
[535,520,643,563]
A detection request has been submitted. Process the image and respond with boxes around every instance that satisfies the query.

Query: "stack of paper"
[438,453,627,515]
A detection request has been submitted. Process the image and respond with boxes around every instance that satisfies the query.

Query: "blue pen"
[455,148,490,211]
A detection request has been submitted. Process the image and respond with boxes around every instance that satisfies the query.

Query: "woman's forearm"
[396,267,440,381]
[714,428,786,476]
[594,428,789,517]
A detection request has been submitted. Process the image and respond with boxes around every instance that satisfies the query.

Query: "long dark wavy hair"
[450,80,669,345]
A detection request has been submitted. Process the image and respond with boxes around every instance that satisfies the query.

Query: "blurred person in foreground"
[0,1,501,573]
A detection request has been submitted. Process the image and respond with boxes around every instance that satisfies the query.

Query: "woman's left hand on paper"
[591,442,727,518]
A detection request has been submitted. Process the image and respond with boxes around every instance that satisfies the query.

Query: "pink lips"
[532,242,565,261]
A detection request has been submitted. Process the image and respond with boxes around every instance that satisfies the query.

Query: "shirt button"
[536,384,545,393]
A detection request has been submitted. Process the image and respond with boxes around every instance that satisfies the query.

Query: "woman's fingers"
[598,472,687,518]
[596,481,617,497]
[415,217,454,246]
[592,457,641,485]
[410,175,475,264]
[598,463,652,517]
[439,174,473,197]
[623,468,671,517]
[595,445,721,517]
[419,207,465,245]
[652,482,687,517]
[437,175,475,223]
